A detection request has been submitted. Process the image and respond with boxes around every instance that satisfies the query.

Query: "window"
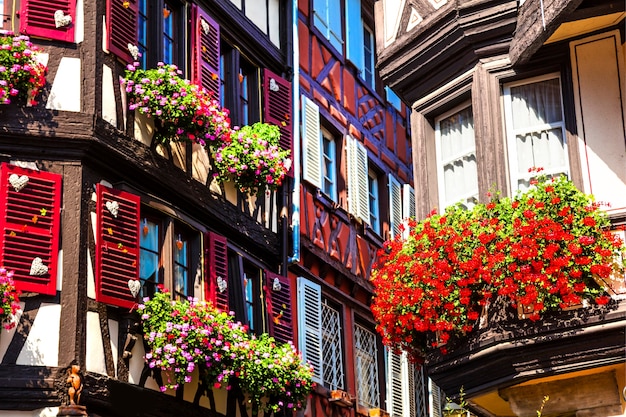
[220,44,261,126]
[138,212,200,300]
[386,86,403,112]
[322,129,338,201]
[227,251,265,334]
[503,74,569,191]
[435,105,478,210]
[139,216,162,299]
[234,0,282,47]
[388,174,403,238]
[313,0,343,52]
[321,299,345,390]
[136,0,184,69]
[369,170,380,234]
[363,25,375,88]
[1,0,12,32]
[355,323,380,409]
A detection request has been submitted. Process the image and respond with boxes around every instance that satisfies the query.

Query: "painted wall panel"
[102,64,117,126]
[86,311,107,375]
[16,303,61,366]
[46,57,81,112]
[571,31,626,213]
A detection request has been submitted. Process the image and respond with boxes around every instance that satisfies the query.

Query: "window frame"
[354,321,381,409]
[503,72,570,192]
[321,127,338,202]
[219,42,261,127]
[136,0,186,70]
[434,102,478,210]
[362,23,375,89]
[321,297,346,391]
[312,0,344,53]
[368,168,381,234]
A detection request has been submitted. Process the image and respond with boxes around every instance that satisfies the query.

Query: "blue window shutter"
[346,0,363,68]
[297,277,323,384]
[328,0,343,52]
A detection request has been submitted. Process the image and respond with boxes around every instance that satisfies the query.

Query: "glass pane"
[138,0,148,67]
[321,302,344,390]
[173,234,188,298]
[510,78,563,129]
[139,219,160,298]
[354,324,379,408]
[162,3,175,64]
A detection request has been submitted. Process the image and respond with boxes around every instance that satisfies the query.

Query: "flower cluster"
[0,33,47,105]
[138,290,313,413]
[371,170,625,362]
[239,334,314,413]
[0,268,21,330]
[213,122,291,194]
[121,62,232,146]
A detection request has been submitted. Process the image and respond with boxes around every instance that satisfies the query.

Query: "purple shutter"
[265,271,294,344]
[96,184,140,309]
[192,6,220,99]
[106,0,138,63]
[0,163,61,295]
[20,0,75,42]
[205,232,229,312]
[263,69,293,176]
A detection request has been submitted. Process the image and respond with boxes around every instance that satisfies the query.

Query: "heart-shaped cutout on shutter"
[105,200,120,218]
[9,173,29,192]
[30,257,49,276]
[128,279,141,298]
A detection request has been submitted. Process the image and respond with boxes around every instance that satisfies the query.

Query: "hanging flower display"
[371,169,626,362]
[0,33,47,105]
[0,267,21,330]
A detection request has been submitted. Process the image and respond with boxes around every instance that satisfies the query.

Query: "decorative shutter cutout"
[0,163,61,295]
[265,271,293,344]
[192,6,220,99]
[106,0,138,63]
[263,69,293,175]
[20,0,75,42]
[95,184,140,309]
[388,174,403,239]
[205,232,228,312]
[301,96,322,189]
[297,277,323,384]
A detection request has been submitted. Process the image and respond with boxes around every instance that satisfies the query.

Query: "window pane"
[355,324,380,409]
[321,301,344,390]
[510,78,563,129]
[322,134,336,200]
[363,26,374,87]
[368,171,380,233]
[139,218,160,298]
[138,0,148,68]
[162,2,175,64]
[437,106,478,209]
[173,231,189,299]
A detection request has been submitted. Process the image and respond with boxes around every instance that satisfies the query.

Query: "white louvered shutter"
[347,136,370,222]
[402,184,415,240]
[388,175,403,239]
[297,277,324,383]
[388,351,404,417]
[301,96,323,188]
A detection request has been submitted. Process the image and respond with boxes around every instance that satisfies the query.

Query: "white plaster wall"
[88,212,97,300]
[86,311,107,375]
[102,64,117,126]
[109,319,119,377]
[46,57,81,112]
[571,31,626,213]
[75,0,84,44]
[0,408,59,417]
[16,304,60,367]
[384,0,406,48]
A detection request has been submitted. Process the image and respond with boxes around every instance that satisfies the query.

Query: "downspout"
[288,0,301,264]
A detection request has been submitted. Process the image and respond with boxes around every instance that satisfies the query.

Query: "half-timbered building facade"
[376,0,626,415]
[0,0,298,416]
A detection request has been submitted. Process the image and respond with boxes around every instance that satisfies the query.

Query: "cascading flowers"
[138,290,313,413]
[121,62,232,146]
[213,122,291,194]
[0,33,47,105]
[0,268,21,330]
[371,168,625,363]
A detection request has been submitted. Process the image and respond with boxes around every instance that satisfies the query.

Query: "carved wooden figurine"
[67,365,83,405]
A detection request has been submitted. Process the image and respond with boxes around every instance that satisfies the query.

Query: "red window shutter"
[191,6,220,99]
[0,164,61,295]
[263,69,293,176]
[95,184,140,309]
[204,231,229,312]
[265,271,294,345]
[106,0,138,63]
[20,0,75,42]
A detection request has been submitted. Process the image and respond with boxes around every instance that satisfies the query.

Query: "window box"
[330,389,354,407]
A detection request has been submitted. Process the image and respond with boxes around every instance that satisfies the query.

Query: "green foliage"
[0,267,20,330]
[0,34,47,105]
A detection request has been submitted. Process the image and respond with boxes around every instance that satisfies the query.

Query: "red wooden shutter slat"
[205,232,229,312]
[263,69,293,176]
[20,0,75,42]
[265,271,294,345]
[192,7,220,99]
[0,163,61,295]
[95,184,140,309]
[106,0,138,63]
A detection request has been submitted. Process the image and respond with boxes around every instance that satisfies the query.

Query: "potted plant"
[213,122,291,194]
[121,62,232,147]
[0,33,47,105]
[0,267,21,330]
[371,168,625,362]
